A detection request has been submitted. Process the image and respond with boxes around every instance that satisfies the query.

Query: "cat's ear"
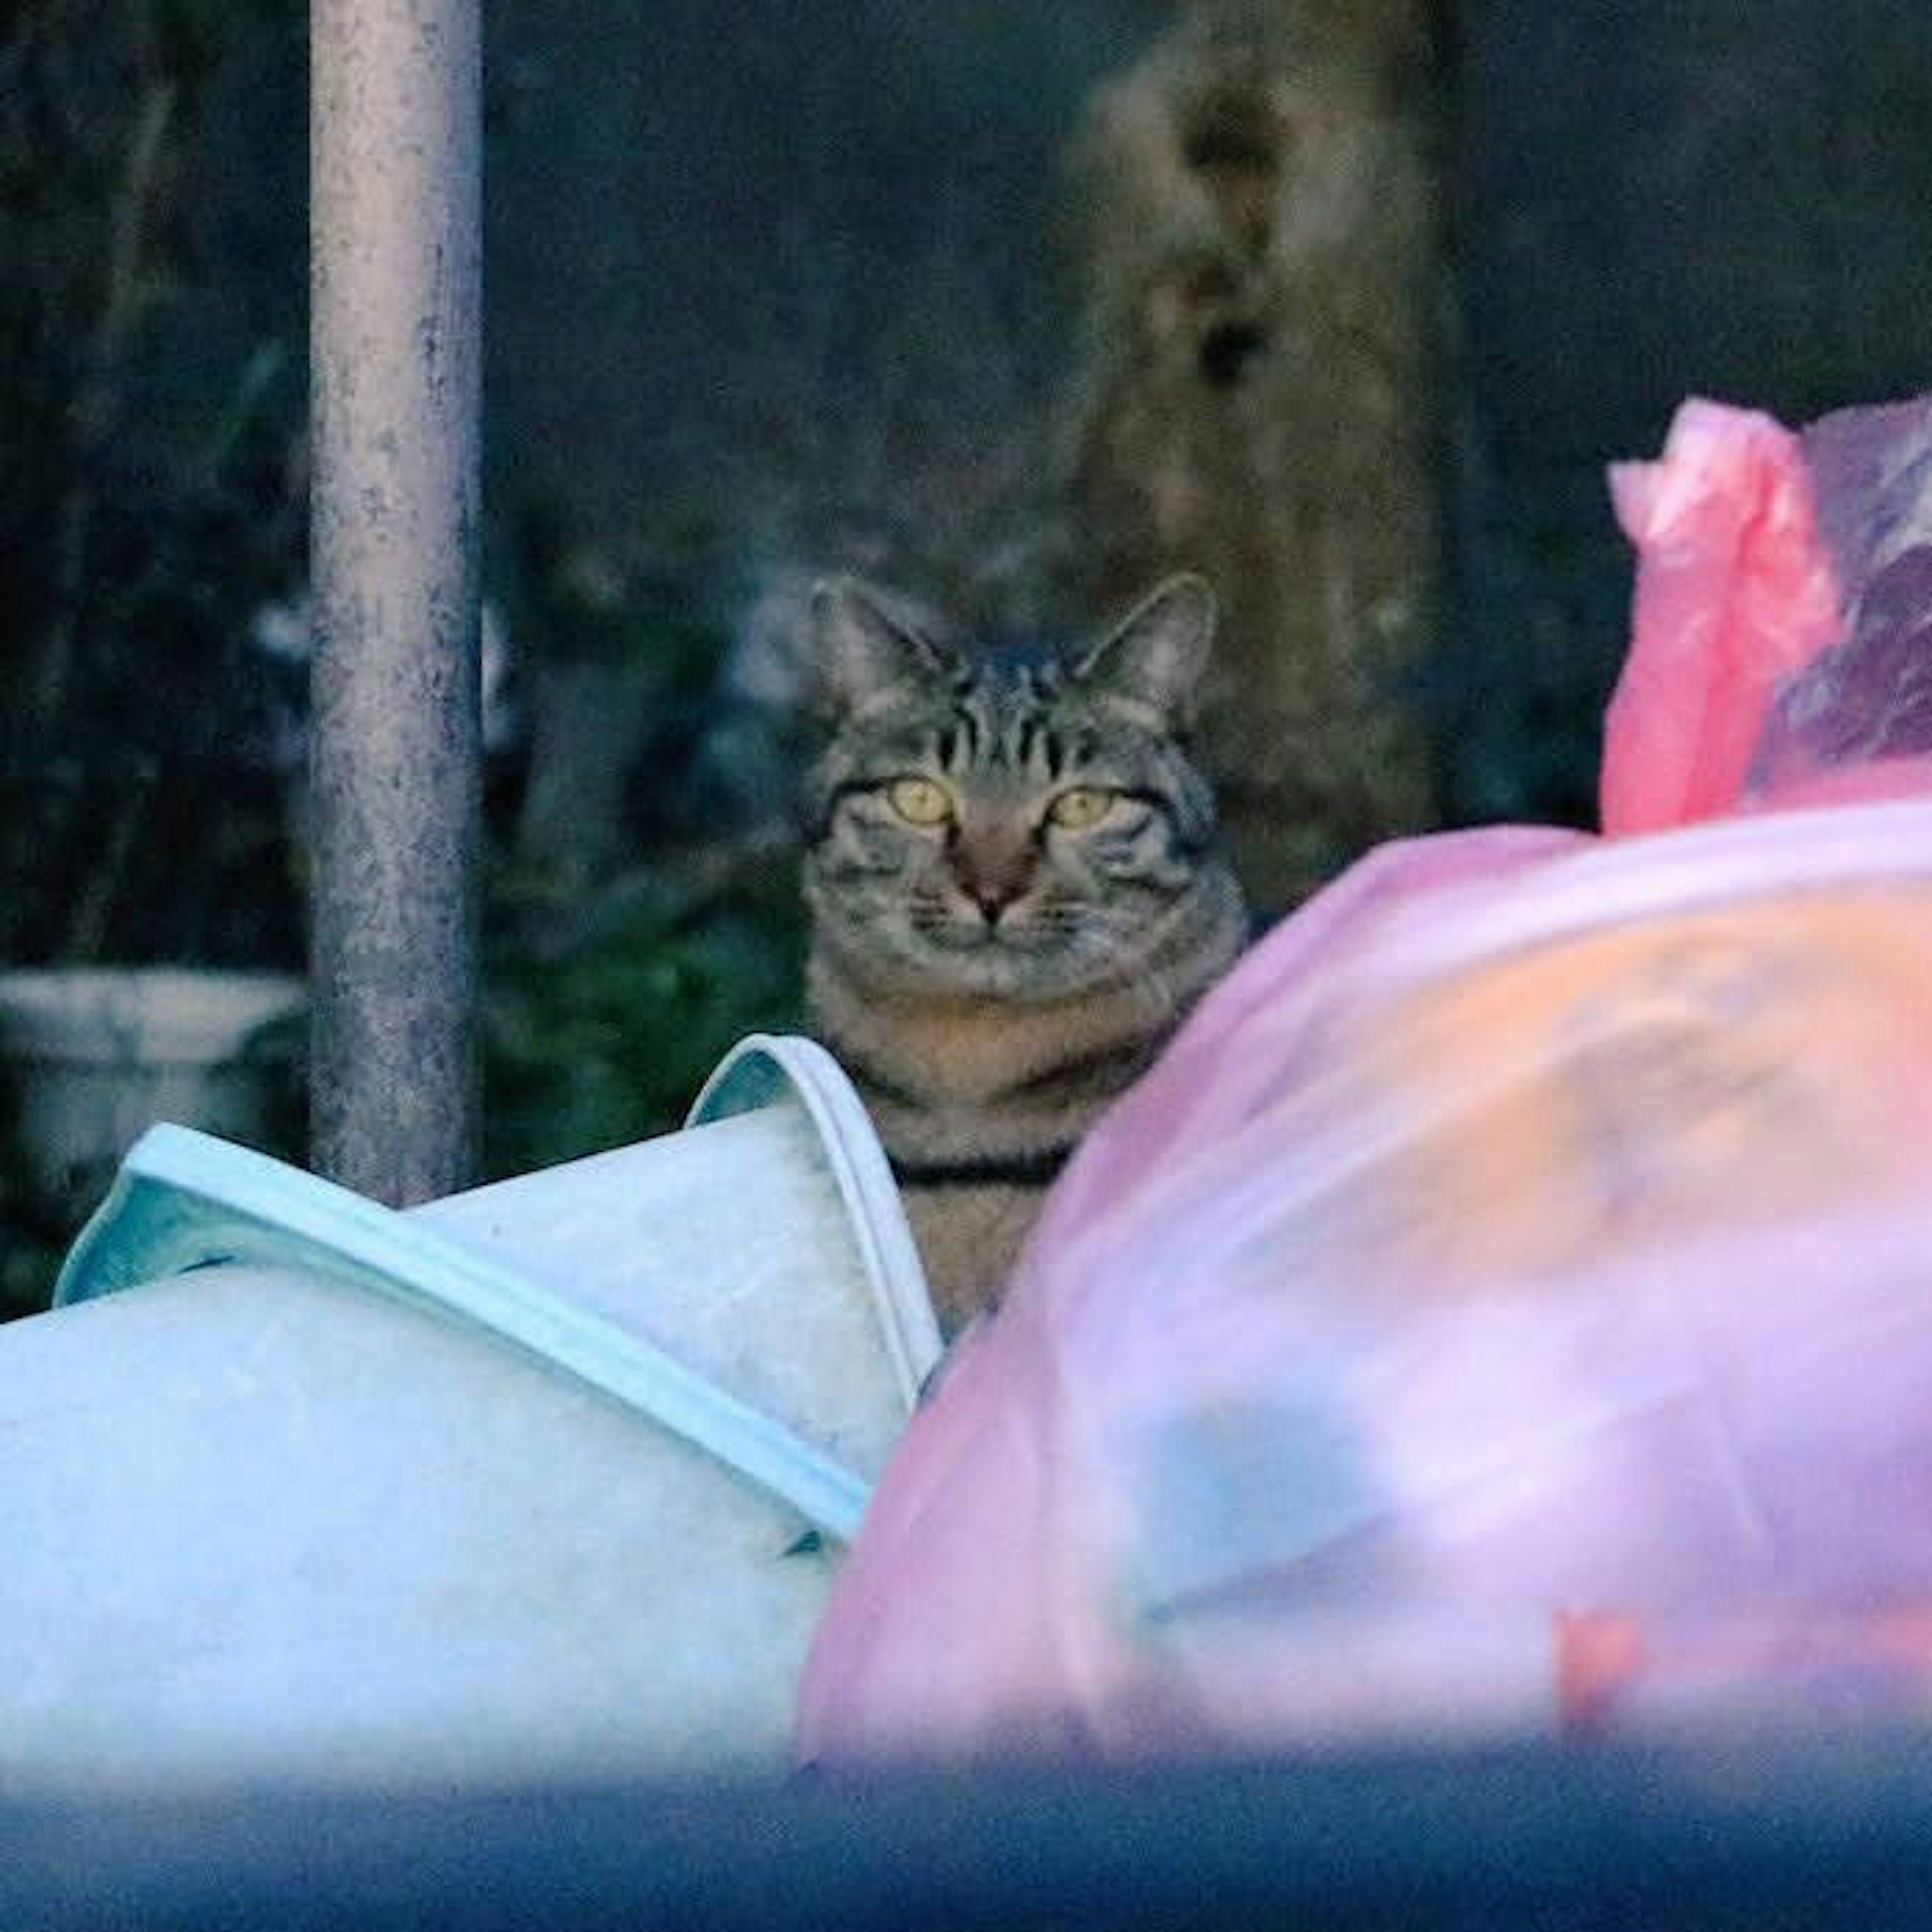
[1071,573,1216,728]
[802,577,954,719]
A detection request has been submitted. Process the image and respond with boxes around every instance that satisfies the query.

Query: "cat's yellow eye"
[1046,785,1115,831]
[885,775,954,826]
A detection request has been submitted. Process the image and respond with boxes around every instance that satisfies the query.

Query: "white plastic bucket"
[0,967,303,1220]
[1,1034,938,1791]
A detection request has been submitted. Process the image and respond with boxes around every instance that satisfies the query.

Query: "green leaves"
[482,868,803,1180]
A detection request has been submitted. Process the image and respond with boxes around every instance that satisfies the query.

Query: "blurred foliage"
[477,541,811,1177]
[483,861,804,1180]
[0,0,811,1318]
[0,0,310,970]
[0,1089,66,1325]
[1,0,310,1314]
[0,1238,63,1325]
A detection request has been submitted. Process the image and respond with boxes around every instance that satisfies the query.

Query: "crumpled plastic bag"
[797,395,1932,1763]
[1603,394,1932,828]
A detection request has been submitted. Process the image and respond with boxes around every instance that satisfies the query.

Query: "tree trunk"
[1057,0,1447,912]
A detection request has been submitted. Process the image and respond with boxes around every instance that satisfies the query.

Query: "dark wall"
[11,0,1932,904]
[483,0,1172,565]
[1445,0,1932,824]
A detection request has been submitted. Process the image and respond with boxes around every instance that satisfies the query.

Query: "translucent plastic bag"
[798,395,1932,1762]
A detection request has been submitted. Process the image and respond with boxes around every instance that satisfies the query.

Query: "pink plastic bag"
[798,396,1932,1763]
[1603,395,1932,827]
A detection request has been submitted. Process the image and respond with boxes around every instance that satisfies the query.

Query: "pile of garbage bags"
[800,394,1932,1762]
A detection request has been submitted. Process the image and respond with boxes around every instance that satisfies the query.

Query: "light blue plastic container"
[2,1035,939,1791]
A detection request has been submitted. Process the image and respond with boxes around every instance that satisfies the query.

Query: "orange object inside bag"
[1556,1600,1932,1732]
[1322,885,1932,1300]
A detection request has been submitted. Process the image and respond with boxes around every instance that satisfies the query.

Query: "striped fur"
[800,573,1248,1331]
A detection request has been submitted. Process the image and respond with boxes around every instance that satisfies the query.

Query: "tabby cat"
[799,572,1248,1332]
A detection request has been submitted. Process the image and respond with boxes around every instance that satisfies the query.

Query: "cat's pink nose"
[952,844,1033,923]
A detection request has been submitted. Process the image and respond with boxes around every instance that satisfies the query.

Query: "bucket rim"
[689,1033,941,1403]
[54,1123,874,1539]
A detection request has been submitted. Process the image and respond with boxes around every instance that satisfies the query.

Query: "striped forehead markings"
[945,693,984,767]
[937,681,1059,777]
[893,661,1144,788]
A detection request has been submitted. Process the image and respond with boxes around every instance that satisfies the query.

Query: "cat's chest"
[824,983,1085,1105]
[898,1179,1045,1333]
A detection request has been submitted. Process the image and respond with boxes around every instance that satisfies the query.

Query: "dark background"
[1450,0,1932,821]
[3,0,1930,1305]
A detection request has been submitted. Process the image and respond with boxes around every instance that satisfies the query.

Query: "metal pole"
[309,0,482,1202]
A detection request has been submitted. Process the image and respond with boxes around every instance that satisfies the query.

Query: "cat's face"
[800,575,1238,1000]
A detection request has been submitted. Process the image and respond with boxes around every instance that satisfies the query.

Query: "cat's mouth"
[907,907,1115,995]
[916,901,1054,953]
[922,919,1026,960]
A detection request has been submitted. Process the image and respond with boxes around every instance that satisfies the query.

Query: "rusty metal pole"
[309,0,482,1202]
